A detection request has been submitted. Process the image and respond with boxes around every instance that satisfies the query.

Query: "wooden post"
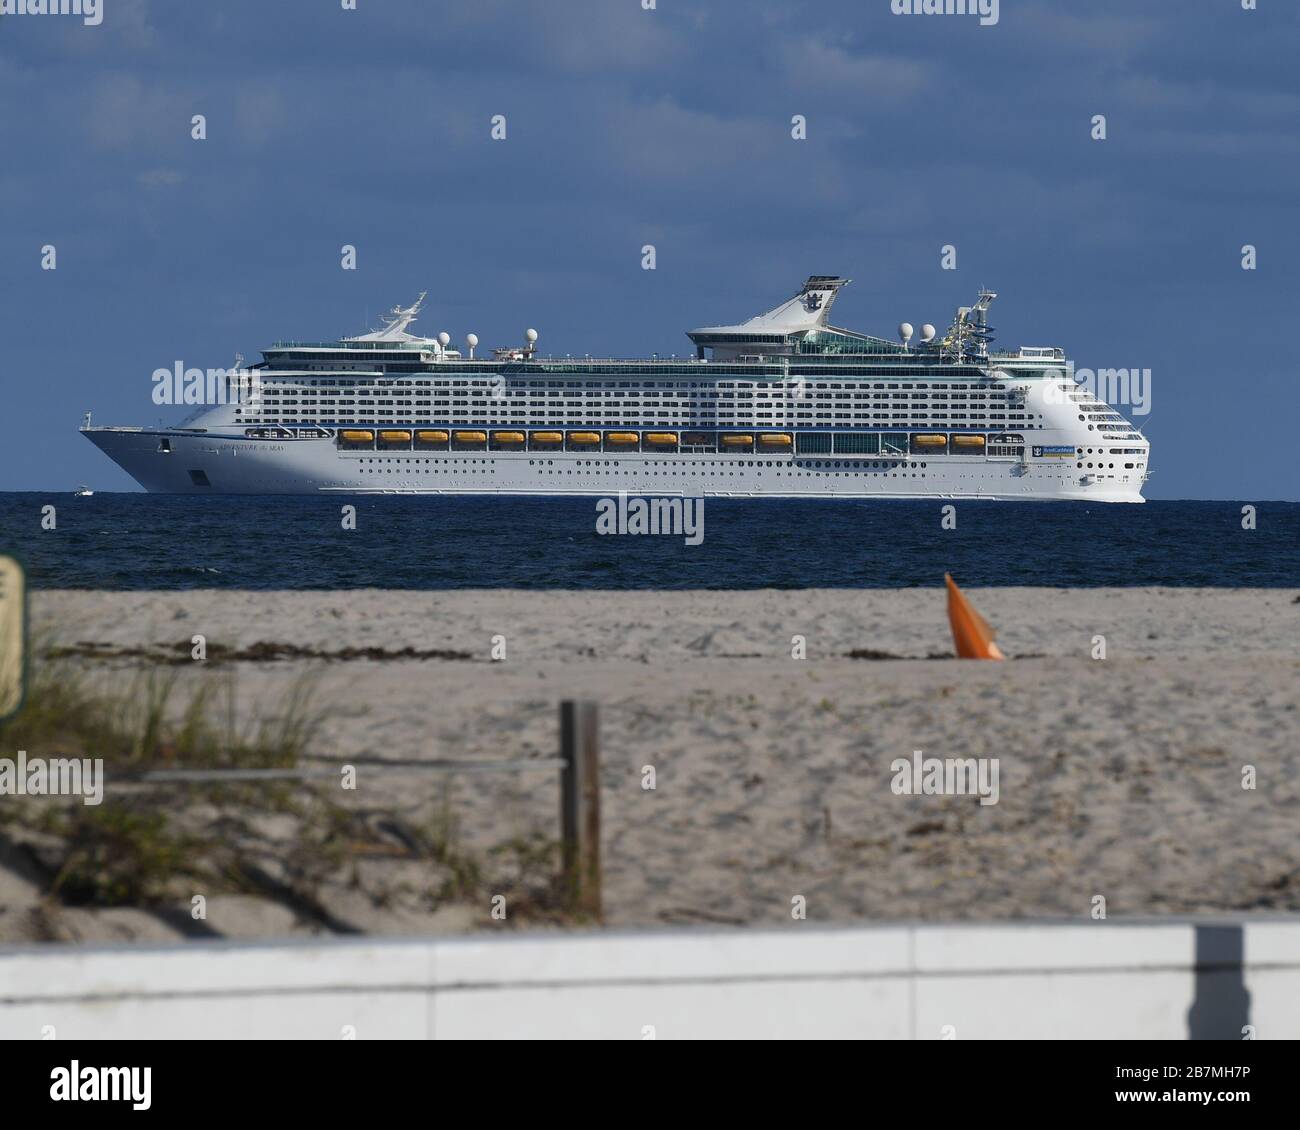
[0,556,26,723]
[559,700,601,919]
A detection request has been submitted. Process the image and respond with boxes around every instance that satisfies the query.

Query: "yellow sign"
[0,556,25,720]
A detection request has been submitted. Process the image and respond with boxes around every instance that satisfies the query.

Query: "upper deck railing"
[261,344,1064,368]
[268,340,432,351]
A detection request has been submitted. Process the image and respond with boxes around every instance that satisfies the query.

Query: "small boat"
[911,434,948,448]
[567,431,601,445]
[378,430,412,444]
[644,432,679,445]
[951,434,986,449]
[721,434,754,447]
[415,430,449,444]
[529,431,564,444]
[453,430,487,443]
[74,485,94,497]
[759,433,793,447]
[604,432,639,445]
[492,431,526,444]
[339,429,375,444]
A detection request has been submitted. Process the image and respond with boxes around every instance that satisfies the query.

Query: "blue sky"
[0,0,1296,498]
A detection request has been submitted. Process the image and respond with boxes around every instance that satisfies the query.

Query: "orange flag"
[945,573,1005,660]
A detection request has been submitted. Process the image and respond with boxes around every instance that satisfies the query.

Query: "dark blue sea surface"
[0,495,1295,590]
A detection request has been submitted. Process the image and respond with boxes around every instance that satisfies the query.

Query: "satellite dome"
[437,332,451,347]
[525,328,539,343]
[465,333,479,348]
[920,323,936,342]
[899,322,914,342]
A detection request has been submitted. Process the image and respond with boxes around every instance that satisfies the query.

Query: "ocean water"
[0,494,1295,590]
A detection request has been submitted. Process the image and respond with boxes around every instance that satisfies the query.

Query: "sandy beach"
[1,586,1297,944]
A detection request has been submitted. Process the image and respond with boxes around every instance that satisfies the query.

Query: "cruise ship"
[82,277,1149,501]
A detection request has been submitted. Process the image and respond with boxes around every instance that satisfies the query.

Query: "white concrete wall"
[1,918,1295,1040]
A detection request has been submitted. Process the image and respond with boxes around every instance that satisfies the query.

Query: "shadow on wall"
[1188,925,1252,1040]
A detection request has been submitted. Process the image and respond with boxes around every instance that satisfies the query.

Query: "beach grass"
[0,661,328,907]
[0,656,567,928]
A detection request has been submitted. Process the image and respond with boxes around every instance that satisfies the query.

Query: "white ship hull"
[83,428,1146,502]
